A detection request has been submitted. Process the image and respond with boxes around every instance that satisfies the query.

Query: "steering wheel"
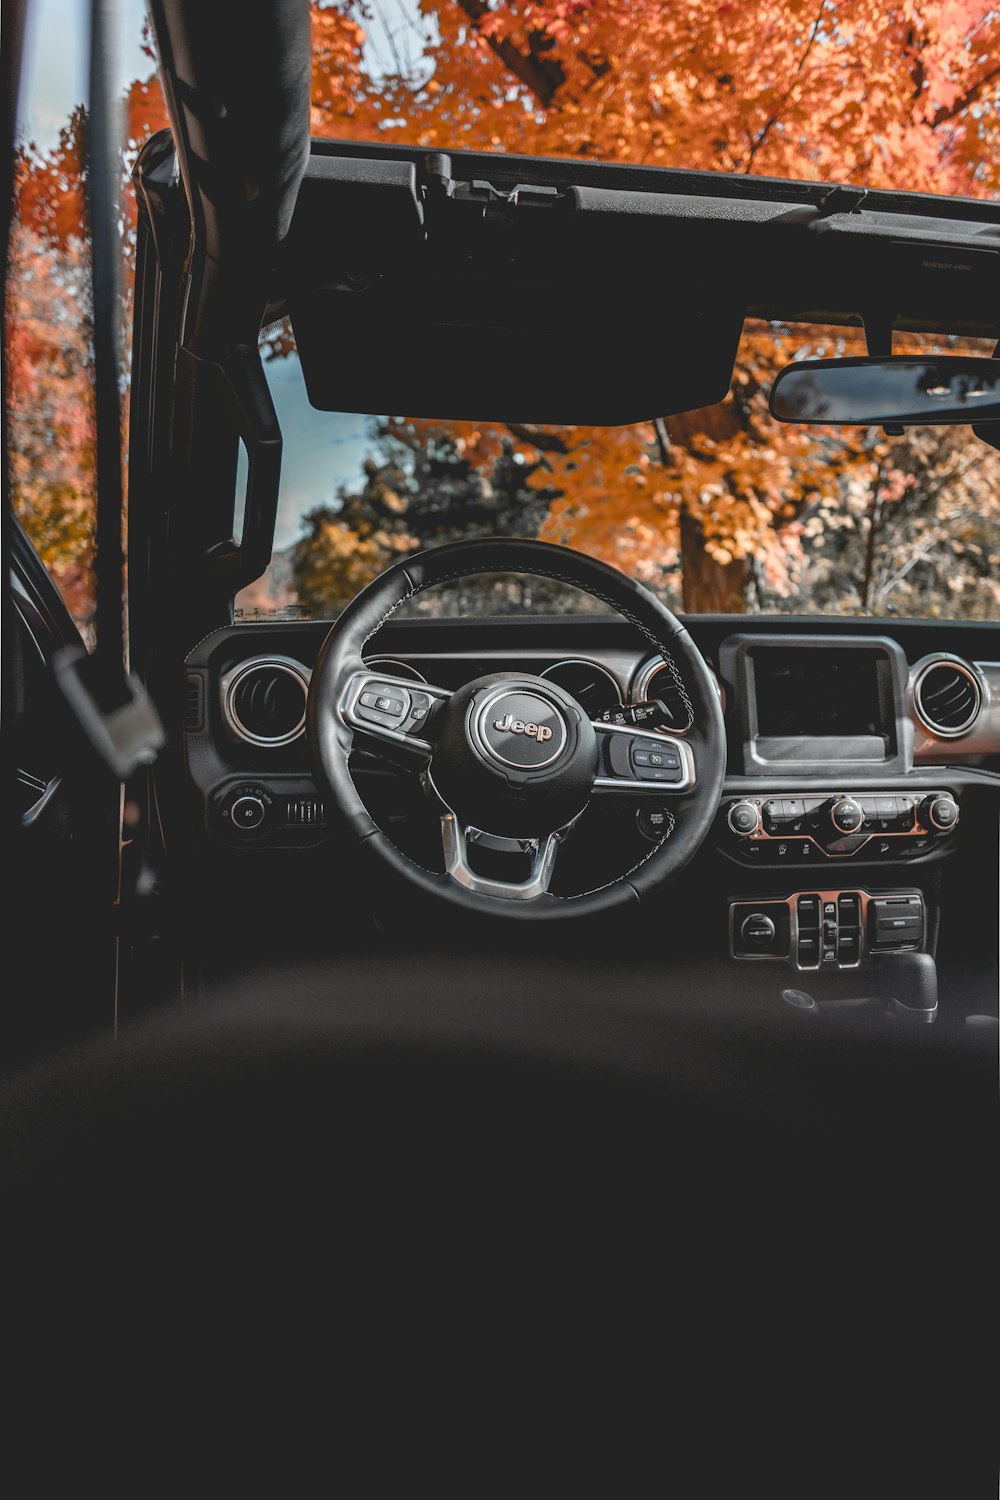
[308,538,726,919]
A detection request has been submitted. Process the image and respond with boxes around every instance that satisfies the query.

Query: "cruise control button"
[644,766,683,783]
[631,749,651,766]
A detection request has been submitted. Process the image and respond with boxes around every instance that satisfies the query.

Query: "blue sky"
[19,0,150,148]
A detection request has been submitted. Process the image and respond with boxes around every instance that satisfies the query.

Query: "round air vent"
[913,658,982,738]
[223,656,310,747]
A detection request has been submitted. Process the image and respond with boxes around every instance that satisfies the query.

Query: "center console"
[716,632,955,989]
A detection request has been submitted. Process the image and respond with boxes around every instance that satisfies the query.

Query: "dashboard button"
[763,800,783,835]
[637,806,671,841]
[827,833,868,856]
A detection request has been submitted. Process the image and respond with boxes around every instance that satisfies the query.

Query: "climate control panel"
[721,790,958,864]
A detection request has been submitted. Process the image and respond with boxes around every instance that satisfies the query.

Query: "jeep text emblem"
[493,713,553,743]
[477,687,567,771]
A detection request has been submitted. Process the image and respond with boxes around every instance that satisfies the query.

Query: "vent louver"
[224,658,310,747]
[913,660,981,738]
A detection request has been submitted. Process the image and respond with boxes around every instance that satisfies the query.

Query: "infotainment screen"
[718,633,909,775]
[752,648,887,741]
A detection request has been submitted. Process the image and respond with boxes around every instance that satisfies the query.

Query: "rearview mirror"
[769,355,1000,426]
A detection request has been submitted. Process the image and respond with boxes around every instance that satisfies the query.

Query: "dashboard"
[182,612,1000,1002]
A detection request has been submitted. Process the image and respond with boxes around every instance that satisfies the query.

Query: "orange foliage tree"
[10,1,1000,615]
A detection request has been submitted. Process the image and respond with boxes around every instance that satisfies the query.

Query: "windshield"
[235,318,1000,622]
[10,2,1000,635]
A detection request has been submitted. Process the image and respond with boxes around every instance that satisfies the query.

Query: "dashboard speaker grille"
[914,661,981,737]
[225,659,309,746]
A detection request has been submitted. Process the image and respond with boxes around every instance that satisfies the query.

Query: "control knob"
[921,794,959,831]
[220,783,273,835]
[230,794,267,831]
[828,796,863,834]
[727,801,760,836]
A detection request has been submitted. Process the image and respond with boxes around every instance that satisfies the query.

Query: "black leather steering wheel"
[308,538,726,919]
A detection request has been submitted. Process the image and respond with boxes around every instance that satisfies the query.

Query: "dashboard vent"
[224,657,310,747]
[913,660,981,738]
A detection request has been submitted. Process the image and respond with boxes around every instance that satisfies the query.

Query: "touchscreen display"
[752,648,886,740]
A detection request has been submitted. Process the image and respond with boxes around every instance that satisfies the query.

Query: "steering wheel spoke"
[341,669,451,763]
[440,813,564,901]
[591,720,696,795]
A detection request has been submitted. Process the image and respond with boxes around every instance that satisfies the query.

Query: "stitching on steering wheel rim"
[360,558,696,732]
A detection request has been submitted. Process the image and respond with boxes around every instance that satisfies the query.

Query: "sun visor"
[286,157,747,425]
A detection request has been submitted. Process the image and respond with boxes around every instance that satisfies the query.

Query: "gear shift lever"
[878,952,938,1023]
[781,951,938,1022]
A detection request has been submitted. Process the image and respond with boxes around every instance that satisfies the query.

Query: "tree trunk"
[656,410,753,614]
[680,505,752,613]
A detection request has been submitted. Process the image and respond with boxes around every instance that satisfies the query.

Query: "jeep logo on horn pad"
[494,714,553,743]
[478,690,567,770]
